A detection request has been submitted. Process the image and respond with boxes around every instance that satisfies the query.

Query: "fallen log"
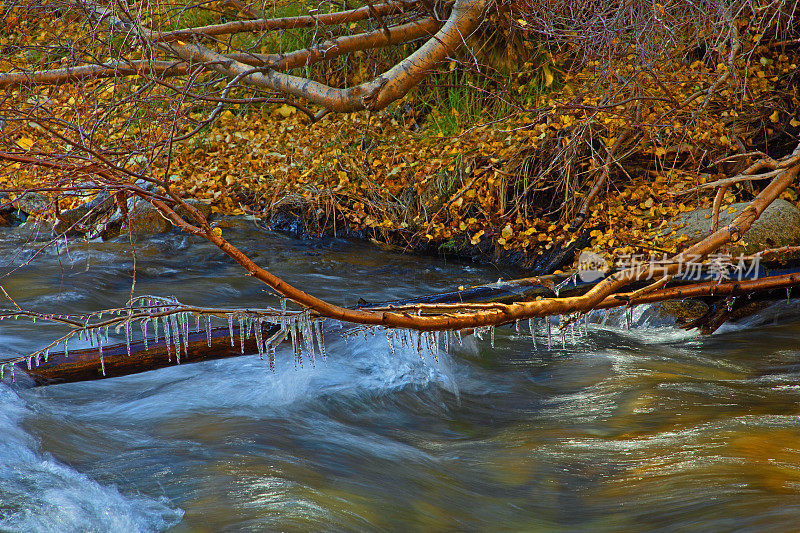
[9,265,800,386]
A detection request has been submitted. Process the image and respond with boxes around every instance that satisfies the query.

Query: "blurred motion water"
[2,219,800,531]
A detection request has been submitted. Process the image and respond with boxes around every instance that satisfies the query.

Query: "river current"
[2,219,800,531]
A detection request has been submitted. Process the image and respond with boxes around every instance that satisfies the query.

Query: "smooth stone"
[664,198,800,254]
[123,202,173,235]
[176,198,213,220]
[11,191,50,215]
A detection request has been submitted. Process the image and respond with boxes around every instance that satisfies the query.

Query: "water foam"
[0,383,183,532]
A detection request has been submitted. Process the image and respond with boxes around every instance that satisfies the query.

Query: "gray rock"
[54,191,116,236]
[12,192,50,215]
[123,202,173,236]
[664,198,800,253]
[176,198,213,220]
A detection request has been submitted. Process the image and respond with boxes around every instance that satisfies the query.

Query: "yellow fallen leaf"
[769,110,780,123]
[16,137,33,150]
[275,104,295,118]
[501,224,513,239]
[790,118,800,127]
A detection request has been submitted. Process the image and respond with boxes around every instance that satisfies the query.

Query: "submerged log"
[10,266,800,386]
[20,324,272,386]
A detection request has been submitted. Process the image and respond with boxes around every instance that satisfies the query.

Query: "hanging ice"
[170,313,181,364]
[141,319,149,351]
[546,316,552,348]
[529,318,537,349]
[315,319,326,360]
[254,318,264,360]
[238,315,246,355]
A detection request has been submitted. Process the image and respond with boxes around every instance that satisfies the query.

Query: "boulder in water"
[663,198,800,254]
[11,192,50,216]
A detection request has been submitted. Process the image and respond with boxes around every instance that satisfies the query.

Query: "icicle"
[64,338,69,359]
[561,324,566,349]
[727,298,734,312]
[255,318,264,359]
[315,319,326,360]
[584,313,589,336]
[264,328,286,372]
[100,353,106,376]
[97,331,103,363]
[195,314,201,333]
[490,325,495,348]
[182,312,189,356]
[141,319,149,351]
[26,356,32,370]
[153,314,160,343]
[386,329,395,355]
[164,315,172,361]
[426,331,438,361]
[43,348,49,363]
[0,364,4,380]
[292,318,302,367]
[456,328,463,345]
[281,298,287,315]
[228,314,235,346]
[170,313,181,364]
[529,318,537,349]
[104,325,110,343]
[301,314,315,365]
[546,316,552,348]
[787,287,792,303]
[205,315,212,347]
[124,319,131,357]
[238,315,246,355]
[515,319,521,334]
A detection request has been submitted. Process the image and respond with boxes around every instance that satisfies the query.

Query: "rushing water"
[2,219,800,531]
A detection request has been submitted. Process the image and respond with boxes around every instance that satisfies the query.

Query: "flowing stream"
[2,219,800,531]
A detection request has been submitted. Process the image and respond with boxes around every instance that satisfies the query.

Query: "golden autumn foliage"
[1,0,799,270]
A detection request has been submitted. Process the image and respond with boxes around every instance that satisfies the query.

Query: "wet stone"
[664,199,800,254]
[11,192,50,216]
[123,202,173,235]
[176,198,213,220]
